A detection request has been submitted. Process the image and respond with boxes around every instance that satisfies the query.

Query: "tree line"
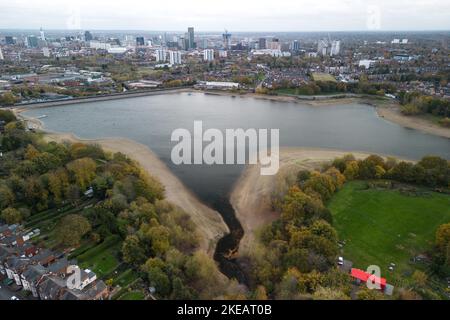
[399,91,450,126]
[0,110,239,300]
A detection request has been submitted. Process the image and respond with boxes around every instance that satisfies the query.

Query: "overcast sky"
[1,0,449,31]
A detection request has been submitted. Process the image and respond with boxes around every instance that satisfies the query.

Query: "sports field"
[328,181,450,276]
[311,72,337,82]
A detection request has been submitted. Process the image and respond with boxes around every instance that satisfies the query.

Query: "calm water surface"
[24,92,450,282]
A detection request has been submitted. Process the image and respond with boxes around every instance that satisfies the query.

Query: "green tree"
[142,257,171,297]
[55,214,91,247]
[435,223,450,256]
[66,157,97,191]
[0,185,15,210]
[343,161,359,180]
[1,207,23,224]
[0,109,17,123]
[122,235,147,266]
[0,93,19,106]
[313,286,350,300]
[412,270,428,289]
[304,172,336,201]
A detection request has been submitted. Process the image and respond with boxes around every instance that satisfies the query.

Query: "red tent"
[351,268,387,290]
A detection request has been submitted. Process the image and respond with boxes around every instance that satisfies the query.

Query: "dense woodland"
[266,80,397,97]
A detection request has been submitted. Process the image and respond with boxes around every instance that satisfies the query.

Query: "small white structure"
[198,81,239,90]
[359,59,376,69]
[107,47,127,55]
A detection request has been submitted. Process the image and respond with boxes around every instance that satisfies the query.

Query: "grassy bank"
[328,181,450,276]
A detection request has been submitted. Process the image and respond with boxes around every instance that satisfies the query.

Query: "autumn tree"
[122,234,147,266]
[66,157,97,191]
[1,207,23,224]
[55,214,91,247]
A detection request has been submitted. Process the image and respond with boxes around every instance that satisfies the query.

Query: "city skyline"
[1,0,450,32]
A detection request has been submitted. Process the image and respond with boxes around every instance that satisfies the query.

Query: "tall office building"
[267,38,281,50]
[178,36,188,51]
[136,37,145,46]
[203,49,214,61]
[40,27,46,41]
[5,36,15,45]
[222,30,231,50]
[84,31,93,42]
[258,38,266,49]
[169,51,182,65]
[155,49,167,62]
[188,27,195,49]
[291,40,300,52]
[0,47,4,60]
[317,39,329,55]
[330,40,341,56]
[26,36,39,48]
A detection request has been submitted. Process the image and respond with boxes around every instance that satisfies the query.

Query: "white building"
[318,39,341,56]
[359,59,376,69]
[251,49,289,57]
[218,50,228,58]
[89,41,111,50]
[42,47,51,57]
[203,49,215,61]
[169,50,182,65]
[40,27,46,41]
[200,81,239,90]
[0,47,4,60]
[155,49,167,62]
[107,47,128,54]
[330,41,341,56]
[318,39,328,55]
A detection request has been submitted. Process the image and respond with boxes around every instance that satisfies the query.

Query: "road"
[0,285,17,300]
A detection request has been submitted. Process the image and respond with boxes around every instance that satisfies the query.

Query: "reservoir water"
[24,92,450,282]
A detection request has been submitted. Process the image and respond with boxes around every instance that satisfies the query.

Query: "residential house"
[37,274,68,300]
[4,255,31,285]
[31,249,55,266]
[21,264,48,297]
[47,257,70,276]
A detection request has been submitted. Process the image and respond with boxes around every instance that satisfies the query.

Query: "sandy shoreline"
[375,103,450,139]
[16,111,228,255]
[231,147,404,254]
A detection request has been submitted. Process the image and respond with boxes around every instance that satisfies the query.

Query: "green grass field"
[328,181,450,279]
[113,269,139,287]
[311,72,337,82]
[118,291,145,300]
[77,236,122,278]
